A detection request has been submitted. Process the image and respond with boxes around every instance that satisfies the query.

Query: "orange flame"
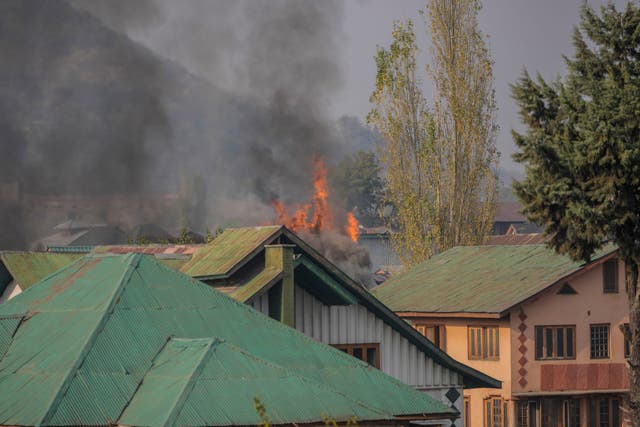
[271,156,358,242]
[345,212,359,243]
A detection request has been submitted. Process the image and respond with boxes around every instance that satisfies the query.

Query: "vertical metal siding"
[293,284,462,389]
[250,293,269,316]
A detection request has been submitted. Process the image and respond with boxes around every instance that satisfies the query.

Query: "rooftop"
[373,244,617,316]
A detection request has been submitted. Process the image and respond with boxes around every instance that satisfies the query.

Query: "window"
[469,326,499,360]
[464,396,471,427]
[590,324,610,359]
[603,259,618,293]
[484,397,507,427]
[565,399,580,427]
[623,323,630,359]
[535,325,576,360]
[589,397,620,427]
[414,323,446,350]
[332,343,380,368]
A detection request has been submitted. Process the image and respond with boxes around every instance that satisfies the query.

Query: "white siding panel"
[293,284,460,389]
[250,293,269,316]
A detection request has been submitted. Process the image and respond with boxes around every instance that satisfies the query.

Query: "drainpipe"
[264,244,295,327]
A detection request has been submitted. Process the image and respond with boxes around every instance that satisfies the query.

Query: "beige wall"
[510,257,629,395]
[401,256,629,426]
[407,316,512,426]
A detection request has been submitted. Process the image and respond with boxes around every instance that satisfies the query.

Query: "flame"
[271,156,358,242]
[345,212,359,243]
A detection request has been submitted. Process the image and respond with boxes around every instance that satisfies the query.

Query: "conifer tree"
[512,4,640,422]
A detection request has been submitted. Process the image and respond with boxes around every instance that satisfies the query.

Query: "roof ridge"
[157,337,220,427]
[37,254,141,426]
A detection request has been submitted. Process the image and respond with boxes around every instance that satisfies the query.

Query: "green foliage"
[511,2,640,263]
[368,1,498,267]
[253,397,270,427]
[511,4,640,422]
[331,150,384,227]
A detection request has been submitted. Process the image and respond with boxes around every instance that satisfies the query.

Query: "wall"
[291,283,465,426]
[510,257,629,395]
[405,315,512,426]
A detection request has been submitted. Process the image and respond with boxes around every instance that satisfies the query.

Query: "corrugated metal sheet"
[229,267,282,302]
[294,284,460,389]
[93,244,202,255]
[373,244,617,314]
[0,253,455,426]
[179,226,281,278]
[0,252,82,290]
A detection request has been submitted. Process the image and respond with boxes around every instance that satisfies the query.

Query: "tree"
[331,150,384,227]
[511,4,640,423]
[368,20,437,266]
[368,0,498,267]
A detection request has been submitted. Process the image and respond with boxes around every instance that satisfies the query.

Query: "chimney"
[264,244,295,327]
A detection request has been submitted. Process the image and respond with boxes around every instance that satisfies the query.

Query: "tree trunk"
[625,260,640,426]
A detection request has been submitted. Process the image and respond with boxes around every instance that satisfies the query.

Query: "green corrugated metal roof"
[179,226,282,278]
[0,253,455,426]
[373,244,617,315]
[229,266,282,302]
[0,252,82,290]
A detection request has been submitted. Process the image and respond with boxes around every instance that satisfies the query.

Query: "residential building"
[0,251,81,302]
[177,226,500,426]
[0,253,458,426]
[373,244,630,427]
[39,226,501,425]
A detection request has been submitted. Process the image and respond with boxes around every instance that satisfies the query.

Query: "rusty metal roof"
[0,253,455,426]
[0,252,82,290]
[93,244,203,255]
[486,233,548,245]
[179,226,282,279]
[373,244,617,316]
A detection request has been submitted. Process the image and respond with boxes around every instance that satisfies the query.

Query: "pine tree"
[512,3,640,423]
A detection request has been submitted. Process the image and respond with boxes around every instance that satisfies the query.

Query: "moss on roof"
[373,244,616,315]
[0,252,82,290]
[179,226,282,278]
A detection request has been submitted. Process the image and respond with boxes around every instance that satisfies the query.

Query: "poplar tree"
[368,0,498,267]
[512,4,640,422]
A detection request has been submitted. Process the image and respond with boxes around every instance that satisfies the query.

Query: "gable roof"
[185,226,499,389]
[0,253,455,426]
[180,226,281,279]
[0,252,82,290]
[373,244,617,317]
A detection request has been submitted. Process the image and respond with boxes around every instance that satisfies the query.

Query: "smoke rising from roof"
[0,0,353,248]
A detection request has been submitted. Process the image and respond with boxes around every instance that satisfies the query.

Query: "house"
[0,252,81,302]
[177,225,500,425]
[491,202,541,236]
[0,253,458,426]
[373,244,630,427]
[358,226,402,277]
[34,219,127,249]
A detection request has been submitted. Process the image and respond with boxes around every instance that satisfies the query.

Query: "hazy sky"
[338,0,628,177]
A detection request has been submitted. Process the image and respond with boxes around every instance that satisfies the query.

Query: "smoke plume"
[0,0,373,284]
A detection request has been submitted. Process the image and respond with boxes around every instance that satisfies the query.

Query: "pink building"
[373,244,630,427]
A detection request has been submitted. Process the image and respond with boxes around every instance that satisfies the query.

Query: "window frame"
[589,397,621,427]
[469,325,500,361]
[534,325,576,360]
[623,323,630,359]
[590,324,610,359]
[413,322,447,350]
[603,259,618,293]
[484,397,507,427]
[464,396,471,427]
[332,343,380,368]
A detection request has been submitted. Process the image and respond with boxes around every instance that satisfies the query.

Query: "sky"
[338,0,627,177]
[99,0,629,179]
